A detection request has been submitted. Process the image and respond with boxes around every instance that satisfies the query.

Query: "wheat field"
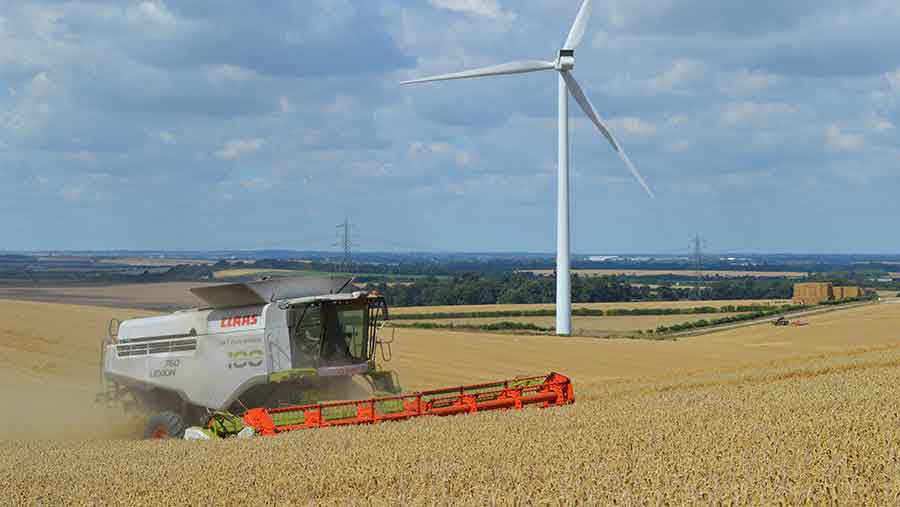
[1,299,900,505]
[212,268,301,279]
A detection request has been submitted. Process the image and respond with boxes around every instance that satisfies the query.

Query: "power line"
[691,234,705,299]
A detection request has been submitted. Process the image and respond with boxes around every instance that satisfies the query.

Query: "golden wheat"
[2,299,900,505]
[3,348,900,505]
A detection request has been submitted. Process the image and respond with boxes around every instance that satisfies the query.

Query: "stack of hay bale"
[793,282,834,304]
[833,286,862,300]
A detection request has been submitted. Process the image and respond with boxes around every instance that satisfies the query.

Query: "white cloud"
[64,151,97,163]
[4,73,57,139]
[239,177,274,191]
[133,1,175,26]
[867,114,895,133]
[888,68,900,92]
[720,101,795,126]
[869,69,899,107]
[648,59,704,93]
[59,186,84,201]
[825,124,864,151]
[408,141,473,167]
[721,69,783,95]
[664,140,690,153]
[204,64,257,85]
[611,117,656,136]
[326,93,357,115]
[216,138,264,160]
[125,1,182,35]
[429,0,514,19]
[666,114,689,127]
[24,72,56,97]
[278,96,293,113]
[454,150,473,166]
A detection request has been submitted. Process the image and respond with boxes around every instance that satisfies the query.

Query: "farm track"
[668,300,878,338]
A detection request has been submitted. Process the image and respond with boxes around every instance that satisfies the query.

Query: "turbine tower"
[402,0,653,335]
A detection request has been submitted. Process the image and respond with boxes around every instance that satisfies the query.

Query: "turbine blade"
[401,60,556,85]
[562,71,654,198]
[564,0,594,50]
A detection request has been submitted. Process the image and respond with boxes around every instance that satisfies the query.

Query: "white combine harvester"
[98,276,399,438]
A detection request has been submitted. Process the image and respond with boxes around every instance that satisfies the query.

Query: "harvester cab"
[98,276,400,438]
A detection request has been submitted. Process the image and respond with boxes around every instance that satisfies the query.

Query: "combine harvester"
[97,277,574,438]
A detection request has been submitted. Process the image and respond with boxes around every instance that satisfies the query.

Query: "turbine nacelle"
[556,49,575,71]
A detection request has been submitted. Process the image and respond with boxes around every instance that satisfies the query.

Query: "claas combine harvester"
[97,277,574,439]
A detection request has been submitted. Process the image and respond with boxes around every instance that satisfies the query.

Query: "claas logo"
[220,314,259,328]
[228,349,264,369]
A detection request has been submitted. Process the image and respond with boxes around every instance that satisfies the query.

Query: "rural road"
[672,300,879,338]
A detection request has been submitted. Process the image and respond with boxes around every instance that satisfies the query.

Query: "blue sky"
[1,0,898,253]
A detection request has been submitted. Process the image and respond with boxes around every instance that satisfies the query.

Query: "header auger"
[240,372,574,436]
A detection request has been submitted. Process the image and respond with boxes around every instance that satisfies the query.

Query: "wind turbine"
[401,0,653,335]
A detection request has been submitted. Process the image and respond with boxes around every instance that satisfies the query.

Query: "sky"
[1,0,898,254]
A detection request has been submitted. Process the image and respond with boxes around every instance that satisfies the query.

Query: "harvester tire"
[144,411,186,440]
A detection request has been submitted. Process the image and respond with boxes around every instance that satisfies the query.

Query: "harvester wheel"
[144,411,186,440]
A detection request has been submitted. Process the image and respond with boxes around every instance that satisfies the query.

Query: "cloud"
[4,1,900,252]
[429,0,514,20]
[867,114,895,133]
[408,141,473,168]
[278,96,293,113]
[664,140,691,153]
[888,68,900,92]
[666,114,689,127]
[59,186,84,201]
[825,124,864,151]
[721,69,783,95]
[612,117,656,136]
[216,138,264,160]
[648,59,704,93]
[24,72,56,97]
[720,101,795,126]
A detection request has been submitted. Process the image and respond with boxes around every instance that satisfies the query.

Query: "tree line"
[369,273,795,307]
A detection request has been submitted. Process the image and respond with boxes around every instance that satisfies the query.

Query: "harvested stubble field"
[396,312,743,335]
[212,268,300,279]
[391,298,790,317]
[2,299,900,505]
[0,282,214,310]
[94,257,218,267]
